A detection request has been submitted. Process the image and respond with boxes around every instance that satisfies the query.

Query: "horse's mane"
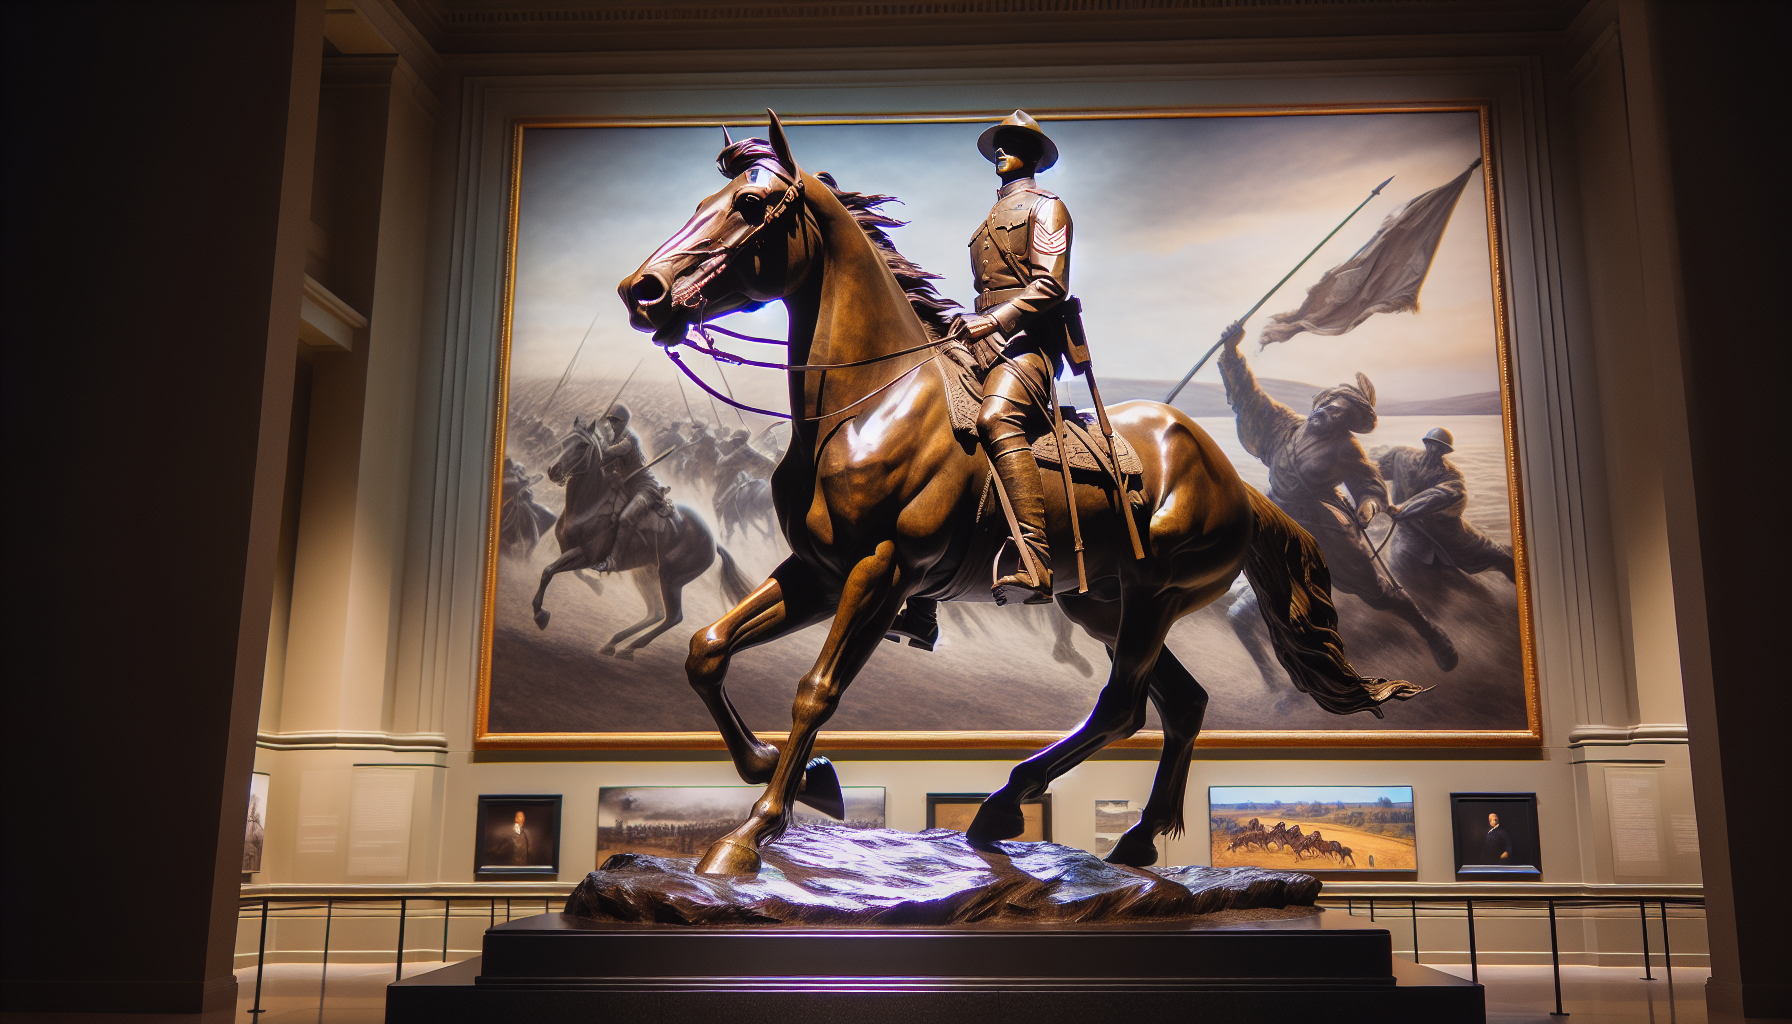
[815,171,962,338]
[715,137,961,337]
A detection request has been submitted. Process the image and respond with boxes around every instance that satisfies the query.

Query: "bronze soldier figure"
[587,403,672,572]
[958,110,1075,604]
[1378,427,1516,581]
[1218,325,1459,671]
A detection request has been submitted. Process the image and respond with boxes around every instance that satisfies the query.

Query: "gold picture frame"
[475,103,1539,751]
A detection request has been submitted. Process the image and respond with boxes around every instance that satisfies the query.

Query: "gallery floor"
[232,959,1713,1023]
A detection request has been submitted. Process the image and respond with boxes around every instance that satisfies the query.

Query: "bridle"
[656,164,962,423]
[666,170,806,311]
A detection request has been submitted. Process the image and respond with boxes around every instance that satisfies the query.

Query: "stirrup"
[993,571,1053,607]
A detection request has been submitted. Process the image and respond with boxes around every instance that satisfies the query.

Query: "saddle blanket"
[936,351,1143,476]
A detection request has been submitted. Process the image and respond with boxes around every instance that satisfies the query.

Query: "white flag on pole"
[1259,158,1483,346]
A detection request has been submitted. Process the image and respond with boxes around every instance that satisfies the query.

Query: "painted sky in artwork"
[510,110,1495,406]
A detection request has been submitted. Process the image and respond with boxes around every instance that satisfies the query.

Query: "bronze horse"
[619,112,1424,875]
[532,418,752,659]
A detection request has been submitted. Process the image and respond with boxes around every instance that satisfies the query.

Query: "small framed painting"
[927,792,1052,843]
[596,786,886,863]
[1450,792,1541,880]
[475,794,562,879]
[242,772,269,874]
[1209,785,1415,872]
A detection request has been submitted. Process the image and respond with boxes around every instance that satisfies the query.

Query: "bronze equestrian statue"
[619,111,1424,876]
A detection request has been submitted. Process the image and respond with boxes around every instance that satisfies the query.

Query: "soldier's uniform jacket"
[970,176,1073,371]
[597,428,663,497]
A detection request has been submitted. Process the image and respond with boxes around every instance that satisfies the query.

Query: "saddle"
[936,352,1144,493]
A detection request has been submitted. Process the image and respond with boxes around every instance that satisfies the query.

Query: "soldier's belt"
[974,287,1028,312]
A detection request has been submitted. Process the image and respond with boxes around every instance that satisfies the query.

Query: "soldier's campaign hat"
[978,110,1059,171]
[1311,372,1378,434]
[1423,426,1455,452]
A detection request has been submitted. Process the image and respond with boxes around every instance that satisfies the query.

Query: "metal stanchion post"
[319,900,334,1019]
[442,899,451,961]
[1639,900,1655,980]
[1660,901,1673,989]
[1411,899,1420,963]
[395,899,407,981]
[1548,899,1569,1016]
[250,899,269,1017]
[1466,900,1478,985]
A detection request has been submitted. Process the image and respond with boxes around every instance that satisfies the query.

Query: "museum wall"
[224,3,1730,985]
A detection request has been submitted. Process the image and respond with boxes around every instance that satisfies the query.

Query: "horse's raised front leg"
[687,557,835,790]
[968,589,1181,844]
[601,567,664,658]
[697,542,906,875]
[1105,645,1209,867]
[531,548,594,630]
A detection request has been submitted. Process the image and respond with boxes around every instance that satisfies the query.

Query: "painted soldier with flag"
[1219,328,1460,672]
[1199,158,1489,676]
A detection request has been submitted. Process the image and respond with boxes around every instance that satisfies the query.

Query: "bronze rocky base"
[566,822,1320,926]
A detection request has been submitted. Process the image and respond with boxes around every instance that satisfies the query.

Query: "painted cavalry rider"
[587,403,672,571]
[958,110,1075,604]
[1377,427,1516,582]
[1218,325,1459,671]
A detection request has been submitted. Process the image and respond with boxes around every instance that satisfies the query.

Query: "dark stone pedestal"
[388,911,1483,1022]
[390,830,1480,1021]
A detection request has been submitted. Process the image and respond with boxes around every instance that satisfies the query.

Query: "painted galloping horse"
[619,112,1425,875]
[532,417,752,659]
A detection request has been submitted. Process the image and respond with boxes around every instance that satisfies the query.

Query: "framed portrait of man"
[475,794,563,879]
[475,105,1537,751]
[1450,792,1541,880]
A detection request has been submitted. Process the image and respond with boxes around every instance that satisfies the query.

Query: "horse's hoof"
[613,647,636,661]
[795,757,845,819]
[1103,828,1159,867]
[696,838,762,876]
[533,609,550,630]
[965,799,1027,844]
[598,645,616,657]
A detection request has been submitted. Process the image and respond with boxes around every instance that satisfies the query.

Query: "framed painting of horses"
[476,105,1539,757]
[1209,786,1415,873]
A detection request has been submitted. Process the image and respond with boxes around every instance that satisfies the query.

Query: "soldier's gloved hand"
[961,313,1000,340]
[1221,320,1246,348]
[1356,498,1382,525]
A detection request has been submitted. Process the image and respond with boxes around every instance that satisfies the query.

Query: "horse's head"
[547,416,600,484]
[619,110,818,344]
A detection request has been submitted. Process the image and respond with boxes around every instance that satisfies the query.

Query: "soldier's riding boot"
[886,597,940,652]
[989,436,1054,605]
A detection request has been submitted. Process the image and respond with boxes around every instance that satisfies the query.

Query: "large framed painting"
[477,104,1537,750]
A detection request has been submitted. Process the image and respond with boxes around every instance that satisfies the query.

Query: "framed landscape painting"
[477,104,1537,750]
[1210,785,1415,873]
[596,786,886,864]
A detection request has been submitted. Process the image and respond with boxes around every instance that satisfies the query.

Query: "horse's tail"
[1239,487,1428,718]
[714,546,753,604]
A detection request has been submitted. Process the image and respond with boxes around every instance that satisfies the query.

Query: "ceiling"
[386,0,1591,55]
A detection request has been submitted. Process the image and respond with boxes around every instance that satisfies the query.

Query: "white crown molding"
[256,729,448,751]
[1566,723,1689,748]
[298,274,366,352]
